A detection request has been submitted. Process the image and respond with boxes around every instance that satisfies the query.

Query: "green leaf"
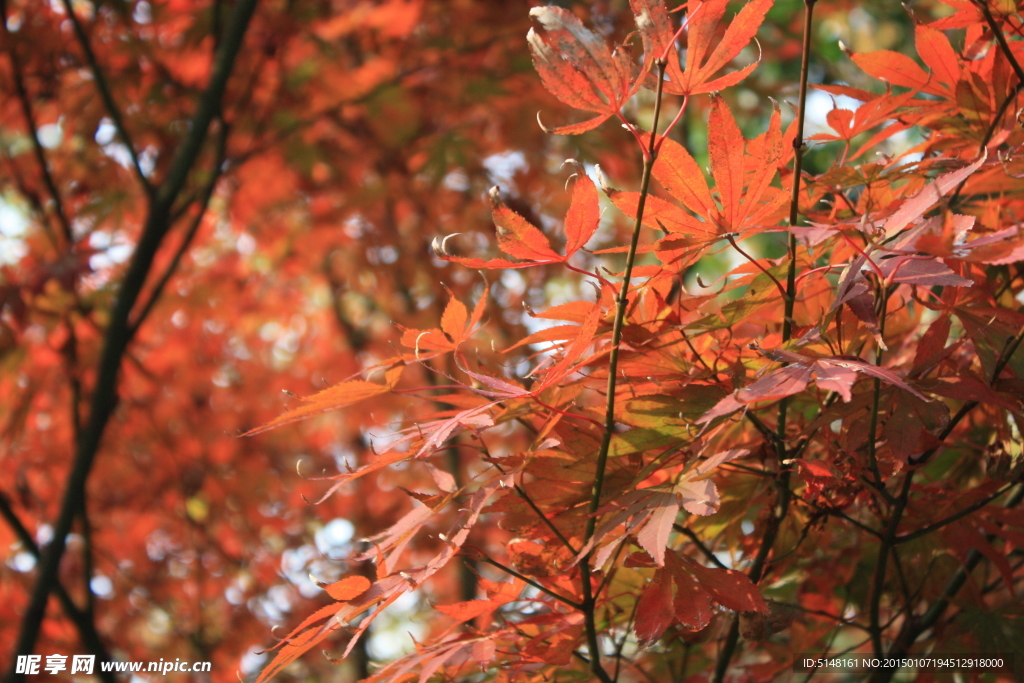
[608,428,677,458]
[619,388,728,432]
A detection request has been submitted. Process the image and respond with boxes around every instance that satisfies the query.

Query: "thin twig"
[674,524,728,569]
[478,557,583,610]
[745,411,781,445]
[489,459,579,555]
[2,18,72,247]
[894,482,1016,544]
[613,591,643,683]
[577,58,670,683]
[915,321,1024,468]
[60,0,154,194]
[713,2,816,679]
[792,493,881,538]
[517,482,579,554]
[129,124,229,335]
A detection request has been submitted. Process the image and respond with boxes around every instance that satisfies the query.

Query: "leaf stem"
[864,282,890,490]
[725,233,792,302]
[579,58,668,683]
[839,232,885,279]
[657,95,689,151]
[533,396,605,429]
[713,1,815,679]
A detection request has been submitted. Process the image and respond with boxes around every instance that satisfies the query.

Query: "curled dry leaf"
[527,7,642,134]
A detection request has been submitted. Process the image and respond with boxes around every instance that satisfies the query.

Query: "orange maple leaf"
[607,97,788,248]
[632,0,770,96]
[243,363,403,436]
[400,285,489,357]
[440,170,600,271]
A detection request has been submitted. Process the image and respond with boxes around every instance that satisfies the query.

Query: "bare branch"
[129,124,229,336]
[59,0,154,195]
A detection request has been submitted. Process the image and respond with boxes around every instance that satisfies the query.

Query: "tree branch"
[865,283,891,490]
[9,0,260,673]
[1,15,73,247]
[155,3,256,211]
[866,322,1024,662]
[578,58,669,683]
[60,0,154,194]
[129,124,229,335]
[977,0,1024,83]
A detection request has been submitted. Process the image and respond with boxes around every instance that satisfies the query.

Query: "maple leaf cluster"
[243,0,1024,681]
